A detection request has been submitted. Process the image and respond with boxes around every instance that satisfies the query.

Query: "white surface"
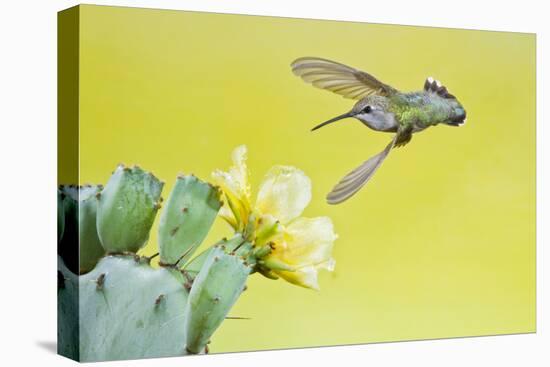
[0,0,546,366]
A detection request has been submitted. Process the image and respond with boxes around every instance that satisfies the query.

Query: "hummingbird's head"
[312,95,397,132]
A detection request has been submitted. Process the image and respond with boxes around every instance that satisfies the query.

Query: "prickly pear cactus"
[58,184,106,274]
[184,236,253,354]
[57,165,233,362]
[97,165,164,254]
[58,147,338,362]
[78,256,189,361]
[158,174,221,266]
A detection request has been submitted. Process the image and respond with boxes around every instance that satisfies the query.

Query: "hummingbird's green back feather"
[389,90,465,130]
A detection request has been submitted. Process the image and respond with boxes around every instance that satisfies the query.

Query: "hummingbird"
[291,57,466,204]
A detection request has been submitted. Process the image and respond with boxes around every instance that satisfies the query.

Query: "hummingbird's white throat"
[354,109,398,132]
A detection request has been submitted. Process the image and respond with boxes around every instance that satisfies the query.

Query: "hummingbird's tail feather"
[423,77,467,126]
[423,77,456,100]
[326,136,396,205]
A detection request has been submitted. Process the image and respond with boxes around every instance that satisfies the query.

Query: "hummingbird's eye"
[362,105,372,113]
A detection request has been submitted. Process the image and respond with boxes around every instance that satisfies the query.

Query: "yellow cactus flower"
[212,145,337,290]
[212,145,251,231]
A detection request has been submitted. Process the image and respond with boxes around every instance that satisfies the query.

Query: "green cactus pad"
[57,257,79,360]
[158,175,222,265]
[79,185,105,273]
[184,244,252,354]
[182,235,243,279]
[58,185,107,274]
[97,165,164,253]
[77,255,190,362]
[58,185,79,273]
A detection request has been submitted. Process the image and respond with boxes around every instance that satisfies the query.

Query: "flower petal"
[212,145,250,201]
[255,166,312,224]
[264,217,337,290]
[212,145,251,228]
[277,217,337,267]
[229,145,250,199]
[218,205,238,230]
[276,266,320,290]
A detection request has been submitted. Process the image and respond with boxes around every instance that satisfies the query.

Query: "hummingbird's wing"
[326,135,397,204]
[291,57,397,100]
[326,127,412,204]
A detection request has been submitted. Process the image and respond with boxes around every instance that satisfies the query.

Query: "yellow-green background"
[77,5,536,353]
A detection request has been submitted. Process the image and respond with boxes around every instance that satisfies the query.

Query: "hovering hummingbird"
[291,57,467,204]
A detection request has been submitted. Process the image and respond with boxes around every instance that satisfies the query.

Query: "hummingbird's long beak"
[311,112,354,131]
